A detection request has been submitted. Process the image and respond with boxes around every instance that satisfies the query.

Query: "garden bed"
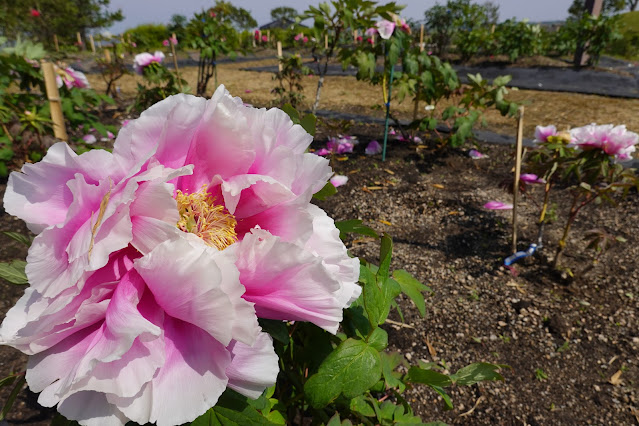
[1,119,637,424]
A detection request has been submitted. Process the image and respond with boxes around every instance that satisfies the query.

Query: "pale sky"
[107,0,575,33]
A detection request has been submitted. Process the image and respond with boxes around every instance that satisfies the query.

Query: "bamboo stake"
[324,34,328,49]
[41,62,68,141]
[76,32,83,50]
[104,48,111,63]
[53,34,59,52]
[512,106,525,253]
[420,24,425,52]
[88,34,96,53]
[170,33,182,91]
[277,41,283,72]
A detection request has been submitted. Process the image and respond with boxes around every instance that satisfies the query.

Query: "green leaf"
[407,366,452,388]
[430,385,453,410]
[258,319,289,345]
[2,231,31,246]
[281,103,300,123]
[392,269,431,317]
[304,338,382,408]
[191,389,276,425]
[349,395,376,418]
[377,233,392,283]
[367,327,388,351]
[380,351,404,389]
[313,181,337,200]
[0,260,28,285]
[299,113,316,137]
[450,362,505,386]
[334,219,378,240]
[0,374,25,421]
[326,413,341,426]
[362,265,384,328]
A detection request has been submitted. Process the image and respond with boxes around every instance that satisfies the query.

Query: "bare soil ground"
[0,57,638,425]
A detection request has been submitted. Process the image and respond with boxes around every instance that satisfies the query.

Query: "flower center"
[175,186,237,250]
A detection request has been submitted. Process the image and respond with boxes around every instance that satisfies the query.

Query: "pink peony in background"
[133,51,165,74]
[569,123,639,162]
[1,86,361,425]
[55,67,90,90]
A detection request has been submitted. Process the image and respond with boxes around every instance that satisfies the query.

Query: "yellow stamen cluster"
[175,187,237,250]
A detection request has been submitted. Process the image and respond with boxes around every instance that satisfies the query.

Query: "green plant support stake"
[382,65,395,162]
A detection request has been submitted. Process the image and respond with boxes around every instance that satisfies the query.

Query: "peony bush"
[0,87,504,425]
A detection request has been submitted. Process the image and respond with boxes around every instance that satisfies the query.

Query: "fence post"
[511,106,525,253]
[41,62,68,141]
[277,41,283,72]
[89,34,96,53]
[76,32,84,50]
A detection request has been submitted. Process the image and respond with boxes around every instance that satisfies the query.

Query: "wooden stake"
[88,34,96,53]
[41,62,68,141]
[104,48,111,63]
[53,34,59,52]
[324,34,328,49]
[277,41,283,72]
[266,30,270,43]
[420,24,425,52]
[76,32,83,50]
[512,106,525,253]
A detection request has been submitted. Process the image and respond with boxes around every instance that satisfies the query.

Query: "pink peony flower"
[262,35,268,42]
[294,33,302,41]
[1,86,360,425]
[162,39,169,47]
[484,201,513,210]
[570,123,638,162]
[30,9,40,17]
[365,140,382,155]
[365,27,377,37]
[133,51,165,74]
[534,125,558,143]
[330,175,348,187]
[376,20,396,40]
[303,36,308,43]
[520,173,545,184]
[170,36,178,45]
[55,67,90,90]
[131,42,137,48]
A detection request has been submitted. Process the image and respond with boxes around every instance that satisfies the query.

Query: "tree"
[424,0,498,58]
[568,0,627,17]
[0,0,122,47]
[270,6,298,22]
[208,0,257,30]
[629,0,639,10]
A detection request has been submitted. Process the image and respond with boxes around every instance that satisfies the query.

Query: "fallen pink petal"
[468,149,485,159]
[520,173,545,184]
[483,201,513,210]
[330,175,349,187]
[365,140,382,155]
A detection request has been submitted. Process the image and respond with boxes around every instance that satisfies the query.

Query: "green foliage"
[424,0,499,58]
[0,0,123,49]
[131,62,188,113]
[494,19,546,62]
[607,11,639,58]
[124,24,168,51]
[186,1,247,96]
[300,0,403,112]
[0,260,28,285]
[271,54,312,108]
[557,13,622,65]
[270,6,298,22]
